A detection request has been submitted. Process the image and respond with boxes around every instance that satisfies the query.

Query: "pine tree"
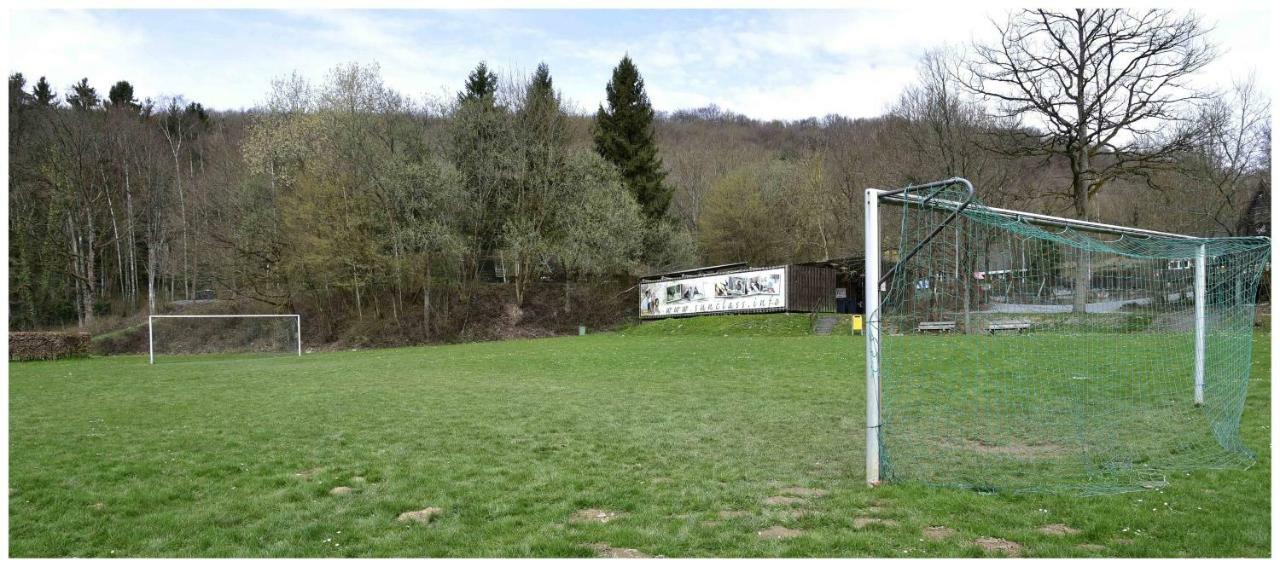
[505,63,572,304]
[593,55,671,220]
[450,61,520,285]
[66,77,99,110]
[522,63,559,125]
[519,63,568,168]
[185,101,209,123]
[458,62,498,105]
[107,80,140,111]
[9,73,31,107]
[32,76,57,107]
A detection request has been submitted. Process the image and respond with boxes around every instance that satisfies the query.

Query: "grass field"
[8,315,1270,557]
[879,329,1260,495]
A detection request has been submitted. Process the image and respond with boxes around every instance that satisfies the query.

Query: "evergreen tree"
[593,55,671,220]
[185,101,209,124]
[450,61,520,285]
[527,63,553,101]
[505,63,572,304]
[32,76,57,107]
[9,73,33,143]
[107,80,140,111]
[521,63,560,126]
[458,62,498,105]
[518,63,568,170]
[66,77,99,110]
[9,73,31,107]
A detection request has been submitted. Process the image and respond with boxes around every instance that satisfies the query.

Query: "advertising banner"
[639,267,787,318]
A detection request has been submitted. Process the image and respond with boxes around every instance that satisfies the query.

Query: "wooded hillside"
[8,9,1270,345]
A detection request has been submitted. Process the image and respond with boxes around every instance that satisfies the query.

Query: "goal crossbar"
[148,314,302,364]
[880,191,1203,241]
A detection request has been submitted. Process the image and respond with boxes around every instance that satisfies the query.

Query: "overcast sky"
[8,7,1273,120]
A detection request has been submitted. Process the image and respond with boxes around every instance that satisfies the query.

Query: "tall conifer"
[593,56,671,220]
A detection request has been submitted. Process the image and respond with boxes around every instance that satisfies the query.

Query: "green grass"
[8,315,1270,557]
[879,331,1259,494]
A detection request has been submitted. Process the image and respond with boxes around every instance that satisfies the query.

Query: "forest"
[7,9,1270,347]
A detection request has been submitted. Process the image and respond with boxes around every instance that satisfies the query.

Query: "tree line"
[9,54,693,341]
[8,8,1270,341]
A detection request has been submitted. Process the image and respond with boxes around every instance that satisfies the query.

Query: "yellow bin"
[852,315,864,335]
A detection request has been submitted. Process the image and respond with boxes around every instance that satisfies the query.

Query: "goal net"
[866,178,1269,495]
[148,315,302,363]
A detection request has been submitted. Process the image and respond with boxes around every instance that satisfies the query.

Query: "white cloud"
[9,8,1271,121]
[530,8,997,120]
[9,10,152,100]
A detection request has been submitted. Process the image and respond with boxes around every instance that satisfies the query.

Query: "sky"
[7,7,1274,121]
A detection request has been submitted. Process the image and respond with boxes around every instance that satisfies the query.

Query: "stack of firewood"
[8,332,91,361]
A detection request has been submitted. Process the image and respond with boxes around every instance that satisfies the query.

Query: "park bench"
[987,320,1032,334]
[916,321,957,333]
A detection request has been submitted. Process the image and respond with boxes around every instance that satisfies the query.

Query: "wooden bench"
[987,320,1031,334]
[916,321,957,333]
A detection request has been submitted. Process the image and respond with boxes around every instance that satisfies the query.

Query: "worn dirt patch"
[782,487,828,497]
[1077,543,1106,552]
[587,543,651,558]
[959,438,1064,458]
[974,537,1022,556]
[329,486,353,496]
[852,517,899,529]
[757,526,802,539]
[764,496,804,506]
[1038,523,1081,536]
[923,526,956,540]
[571,509,624,524]
[396,507,443,524]
[704,510,750,526]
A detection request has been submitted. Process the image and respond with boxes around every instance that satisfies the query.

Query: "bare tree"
[158,96,193,300]
[819,115,901,257]
[893,47,1019,207]
[1183,74,1270,235]
[964,9,1216,312]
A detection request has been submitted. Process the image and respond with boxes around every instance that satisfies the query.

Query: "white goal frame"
[148,314,302,364]
[864,178,1206,486]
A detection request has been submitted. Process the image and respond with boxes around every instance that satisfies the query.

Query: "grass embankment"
[620,313,851,337]
[8,315,1269,557]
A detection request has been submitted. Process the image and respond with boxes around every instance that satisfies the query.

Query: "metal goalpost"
[863,178,1216,488]
[148,314,302,364]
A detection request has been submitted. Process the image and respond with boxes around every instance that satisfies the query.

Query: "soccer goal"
[864,178,1270,494]
[148,314,302,364]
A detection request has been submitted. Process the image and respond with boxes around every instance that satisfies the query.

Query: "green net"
[874,180,1270,495]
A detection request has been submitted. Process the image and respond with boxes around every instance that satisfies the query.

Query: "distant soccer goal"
[148,314,302,364]
[864,178,1269,495]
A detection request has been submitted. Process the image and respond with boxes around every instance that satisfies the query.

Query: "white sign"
[640,267,787,318]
